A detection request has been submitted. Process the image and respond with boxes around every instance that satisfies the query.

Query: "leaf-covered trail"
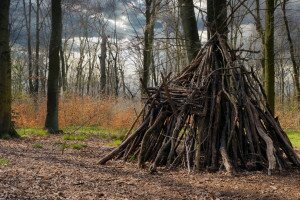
[0,135,300,200]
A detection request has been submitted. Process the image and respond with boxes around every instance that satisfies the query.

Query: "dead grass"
[13,95,142,130]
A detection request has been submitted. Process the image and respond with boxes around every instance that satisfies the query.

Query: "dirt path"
[0,136,300,200]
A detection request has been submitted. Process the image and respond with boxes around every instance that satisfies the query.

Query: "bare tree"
[264,0,275,114]
[45,0,62,133]
[0,0,19,137]
[22,0,34,94]
[100,31,107,93]
[33,0,41,96]
[142,0,159,92]
[280,0,300,109]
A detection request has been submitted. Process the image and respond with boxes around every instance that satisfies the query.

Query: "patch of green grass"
[62,134,86,141]
[287,131,300,149]
[17,126,127,140]
[53,141,87,151]
[0,157,10,166]
[64,126,127,141]
[17,128,48,138]
[107,139,122,147]
[69,143,88,150]
[32,143,43,149]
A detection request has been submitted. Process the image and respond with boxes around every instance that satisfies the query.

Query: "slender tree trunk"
[281,0,300,109]
[45,0,62,133]
[33,0,41,113]
[106,41,119,96]
[86,39,92,95]
[75,37,85,94]
[0,0,18,137]
[280,60,285,106]
[178,0,201,62]
[86,41,99,95]
[120,67,126,97]
[255,0,266,84]
[142,0,157,93]
[100,32,107,93]
[113,48,119,96]
[264,0,275,114]
[60,45,67,92]
[40,57,47,96]
[34,0,40,95]
[61,37,74,92]
[23,0,34,94]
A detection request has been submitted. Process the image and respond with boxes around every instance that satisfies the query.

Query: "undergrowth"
[13,95,141,130]
[11,95,300,150]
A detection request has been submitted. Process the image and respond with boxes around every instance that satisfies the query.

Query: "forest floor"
[0,131,300,200]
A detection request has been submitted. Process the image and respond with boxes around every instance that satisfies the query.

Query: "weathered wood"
[99,35,300,174]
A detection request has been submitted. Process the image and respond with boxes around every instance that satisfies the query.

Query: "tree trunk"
[34,0,40,95]
[264,0,275,114]
[33,0,41,113]
[100,32,107,93]
[113,46,119,96]
[23,0,34,94]
[60,45,67,92]
[255,0,266,85]
[281,0,300,109]
[0,0,18,138]
[142,0,157,93]
[178,0,201,62]
[45,0,62,133]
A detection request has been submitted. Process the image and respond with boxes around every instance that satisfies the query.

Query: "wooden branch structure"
[99,35,300,175]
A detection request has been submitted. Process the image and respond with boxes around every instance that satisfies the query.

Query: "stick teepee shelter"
[99,35,300,175]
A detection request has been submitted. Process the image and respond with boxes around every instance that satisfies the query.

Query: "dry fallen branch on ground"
[99,35,300,175]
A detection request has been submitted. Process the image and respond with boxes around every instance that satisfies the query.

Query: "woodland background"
[8,0,300,131]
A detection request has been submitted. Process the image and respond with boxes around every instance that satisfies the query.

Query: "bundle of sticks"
[99,35,300,175]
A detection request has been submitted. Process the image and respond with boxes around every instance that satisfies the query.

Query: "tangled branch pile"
[99,35,300,175]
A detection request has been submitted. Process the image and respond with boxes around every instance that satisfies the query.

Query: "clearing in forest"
[0,132,300,200]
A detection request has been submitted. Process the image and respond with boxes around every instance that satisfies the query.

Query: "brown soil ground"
[0,135,300,200]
